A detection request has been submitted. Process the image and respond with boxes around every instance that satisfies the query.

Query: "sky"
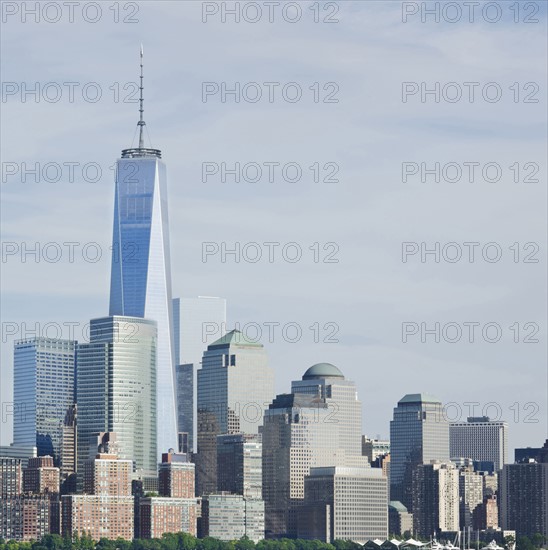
[1,0,547,454]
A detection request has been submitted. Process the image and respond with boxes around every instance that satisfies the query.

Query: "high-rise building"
[499,440,548,538]
[262,363,366,538]
[13,338,76,464]
[457,462,483,529]
[62,434,134,541]
[76,316,157,480]
[159,451,195,498]
[0,496,51,542]
[176,363,194,452]
[173,297,227,454]
[291,363,362,457]
[390,393,449,511]
[60,404,77,493]
[139,497,198,538]
[0,456,23,497]
[299,466,388,543]
[412,461,460,537]
[472,495,498,530]
[450,417,508,471]
[23,456,59,494]
[200,493,264,543]
[109,49,177,458]
[196,330,274,496]
[217,433,262,499]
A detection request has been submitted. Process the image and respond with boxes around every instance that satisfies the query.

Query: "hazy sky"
[1,1,547,454]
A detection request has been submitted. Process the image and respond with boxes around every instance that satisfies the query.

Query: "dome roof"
[302,362,344,380]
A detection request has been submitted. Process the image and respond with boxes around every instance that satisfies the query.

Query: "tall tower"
[390,393,449,511]
[109,47,177,456]
[76,316,157,480]
[13,338,76,465]
[195,330,274,496]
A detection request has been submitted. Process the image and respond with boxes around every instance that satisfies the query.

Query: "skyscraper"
[13,338,76,465]
[217,433,263,498]
[299,466,388,543]
[196,330,274,496]
[76,316,157,479]
[262,363,366,538]
[173,296,227,452]
[291,363,362,457]
[412,461,460,537]
[109,48,177,456]
[499,440,548,538]
[450,417,508,471]
[390,393,449,511]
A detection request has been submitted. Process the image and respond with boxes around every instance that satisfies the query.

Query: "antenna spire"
[121,44,161,159]
[138,44,145,149]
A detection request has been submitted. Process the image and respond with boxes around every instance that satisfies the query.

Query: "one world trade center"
[109,47,177,457]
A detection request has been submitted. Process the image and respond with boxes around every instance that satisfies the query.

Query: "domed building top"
[302,362,344,380]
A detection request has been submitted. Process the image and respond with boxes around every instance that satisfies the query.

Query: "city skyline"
[1,1,546,455]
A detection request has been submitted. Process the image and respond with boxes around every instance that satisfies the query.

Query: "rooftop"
[302,362,344,380]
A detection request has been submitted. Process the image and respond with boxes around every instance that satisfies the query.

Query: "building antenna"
[138,44,145,149]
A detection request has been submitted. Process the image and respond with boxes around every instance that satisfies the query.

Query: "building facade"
[299,466,388,543]
[217,433,262,498]
[200,493,264,543]
[196,330,274,495]
[499,443,548,538]
[390,393,449,511]
[173,296,227,454]
[109,98,178,458]
[450,417,508,472]
[13,338,76,465]
[412,461,460,537]
[262,363,365,539]
[76,317,157,480]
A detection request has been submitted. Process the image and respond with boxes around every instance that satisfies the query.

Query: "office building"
[262,363,365,538]
[109,50,178,457]
[217,433,262,498]
[76,316,157,480]
[292,363,362,457]
[200,493,264,543]
[412,461,460,537]
[390,393,449,511]
[13,338,76,464]
[299,466,388,543]
[173,296,227,454]
[196,330,274,495]
[450,417,508,472]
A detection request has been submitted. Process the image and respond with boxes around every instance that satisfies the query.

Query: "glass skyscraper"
[108,52,177,456]
[389,393,449,511]
[76,316,157,480]
[13,338,76,465]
